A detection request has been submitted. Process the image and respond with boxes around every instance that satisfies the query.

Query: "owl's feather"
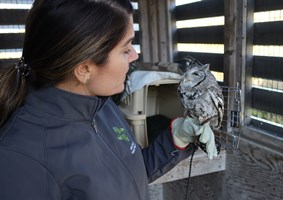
[178,63,224,129]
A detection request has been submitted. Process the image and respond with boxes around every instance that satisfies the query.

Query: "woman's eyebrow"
[122,36,135,47]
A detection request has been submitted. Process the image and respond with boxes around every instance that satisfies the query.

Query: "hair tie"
[15,57,31,77]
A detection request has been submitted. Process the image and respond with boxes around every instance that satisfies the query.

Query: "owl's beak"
[183,77,191,83]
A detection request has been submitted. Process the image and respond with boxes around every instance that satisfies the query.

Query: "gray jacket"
[0,86,195,200]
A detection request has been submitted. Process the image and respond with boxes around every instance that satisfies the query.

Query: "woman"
[0,0,215,199]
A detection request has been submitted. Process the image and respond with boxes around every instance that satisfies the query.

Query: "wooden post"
[237,0,248,128]
[223,0,236,133]
[242,0,254,126]
[157,0,173,62]
[223,0,246,132]
[138,0,151,62]
[148,0,159,62]
[138,0,172,62]
[168,0,177,62]
[223,0,237,88]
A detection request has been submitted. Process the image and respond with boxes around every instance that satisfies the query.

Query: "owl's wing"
[208,87,224,128]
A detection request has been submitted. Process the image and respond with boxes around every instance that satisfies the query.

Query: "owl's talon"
[197,139,221,155]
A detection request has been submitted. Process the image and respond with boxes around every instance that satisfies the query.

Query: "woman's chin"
[110,85,125,96]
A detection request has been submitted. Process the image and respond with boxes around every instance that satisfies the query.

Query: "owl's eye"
[193,72,200,76]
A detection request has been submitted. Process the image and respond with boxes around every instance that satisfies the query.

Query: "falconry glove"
[198,123,218,160]
[172,117,218,159]
[171,117,203,148]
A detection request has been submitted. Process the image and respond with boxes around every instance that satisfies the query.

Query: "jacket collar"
[25,86,106,121]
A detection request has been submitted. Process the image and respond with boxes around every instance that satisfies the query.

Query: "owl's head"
[179,64,210,88]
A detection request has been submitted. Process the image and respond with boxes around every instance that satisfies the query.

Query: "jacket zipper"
[91,119,99,134]
[90,121,142,200]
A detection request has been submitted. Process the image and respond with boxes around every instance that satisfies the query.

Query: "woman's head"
[56,12,138,96]
[24,0,136,87]
[0,0,138,127]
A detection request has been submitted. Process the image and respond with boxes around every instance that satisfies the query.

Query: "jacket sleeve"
[0,149,61,200]
[141,128,197,183]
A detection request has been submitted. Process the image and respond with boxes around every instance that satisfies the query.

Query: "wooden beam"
[223,0,237,132]
[0,33,24,49]
[252,88,283,116]
[137,0,173,62]
[253,56,283,81]
[133,11,139,23]
[177,52,224,72]
[174,0,224,21]
[241,126,283,153]
[243,0,255,126]
[237,0,249,130]
[0,9,28,25]
[254,0,283,12]
[250,120,283,138]
[133,31,140,45]
[223,0,237,87]
[138,0,151,62]
[0,59,17,68]
[254,21,283,45]
[169,0,178,62]
[176,26,224,44]
[157,0,170,62]
[148,0,159,62]
[150,149,226,184]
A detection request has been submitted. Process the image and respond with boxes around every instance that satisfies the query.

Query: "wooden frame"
[151,149,226,184]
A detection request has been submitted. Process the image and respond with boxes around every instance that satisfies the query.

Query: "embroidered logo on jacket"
[112,127,136,154]
[130,141,137,154]
[113,127,129,142]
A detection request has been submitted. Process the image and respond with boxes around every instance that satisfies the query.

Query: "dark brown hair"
[0,0,133,127]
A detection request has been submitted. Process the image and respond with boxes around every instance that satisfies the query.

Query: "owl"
[177,63,224,129]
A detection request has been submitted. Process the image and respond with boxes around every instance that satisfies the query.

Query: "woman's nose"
[129,46,139,62]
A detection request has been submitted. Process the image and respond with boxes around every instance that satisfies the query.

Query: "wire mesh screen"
[213,83,242,152]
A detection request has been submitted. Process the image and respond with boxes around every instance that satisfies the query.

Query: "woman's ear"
[73,62,91,84]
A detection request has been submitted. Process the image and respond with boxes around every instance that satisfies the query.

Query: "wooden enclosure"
[0,0,282,199]
[133,0,283,199]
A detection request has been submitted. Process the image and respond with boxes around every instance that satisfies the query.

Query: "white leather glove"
[171,117,204,148]
[171,117,218,159]
[199,123,218,160]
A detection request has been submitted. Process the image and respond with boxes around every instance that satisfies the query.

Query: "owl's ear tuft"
[199,64,210,72]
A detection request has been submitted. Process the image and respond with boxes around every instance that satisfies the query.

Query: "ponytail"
[0,58,30,127]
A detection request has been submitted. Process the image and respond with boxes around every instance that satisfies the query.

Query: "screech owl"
[177,63,224,129]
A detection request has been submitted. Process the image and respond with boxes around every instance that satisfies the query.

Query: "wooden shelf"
[150,149,226,184]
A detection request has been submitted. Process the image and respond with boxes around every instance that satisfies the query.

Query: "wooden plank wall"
[0,2,30,67]
[132,0,142,57]
[138,0,172,62]
[171,0,283,134]
[249,0,283,134]
[0,0,142,67]
[146,0,283,199]
[173,0,224,74]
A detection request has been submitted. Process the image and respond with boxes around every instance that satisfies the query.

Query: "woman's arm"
[141,128,197,183]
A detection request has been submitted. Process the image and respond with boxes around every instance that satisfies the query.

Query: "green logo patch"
[113,127,130,142]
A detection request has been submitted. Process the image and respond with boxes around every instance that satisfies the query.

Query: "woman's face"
[85,17,138,96]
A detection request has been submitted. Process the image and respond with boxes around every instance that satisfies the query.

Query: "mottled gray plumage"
[178,63,224,129]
